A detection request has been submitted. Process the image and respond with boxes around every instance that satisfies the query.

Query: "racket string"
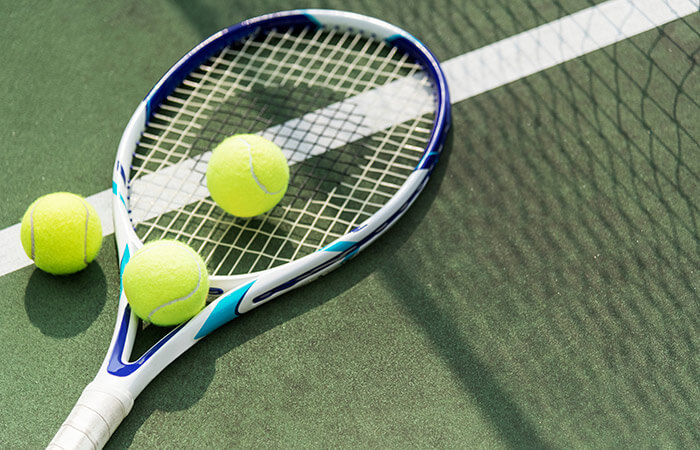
[129,25,437,275]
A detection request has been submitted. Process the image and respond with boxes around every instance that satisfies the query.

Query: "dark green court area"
[1,1,697,448]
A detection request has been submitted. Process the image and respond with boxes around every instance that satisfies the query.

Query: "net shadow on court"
[378,1,698,448]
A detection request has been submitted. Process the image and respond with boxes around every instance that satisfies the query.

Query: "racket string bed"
[128,25,436,276]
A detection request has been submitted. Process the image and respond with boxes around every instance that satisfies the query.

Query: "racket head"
[111,8,450,344]
[48,10,451,448]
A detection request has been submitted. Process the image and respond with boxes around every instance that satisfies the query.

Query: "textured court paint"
[4,4,697,449]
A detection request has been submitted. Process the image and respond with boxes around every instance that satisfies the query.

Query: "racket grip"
[47,381,134,450]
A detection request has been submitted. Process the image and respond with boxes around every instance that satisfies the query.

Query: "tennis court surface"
[1,1,697,448]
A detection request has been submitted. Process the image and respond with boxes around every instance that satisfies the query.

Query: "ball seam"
[148,249,202,321]
[236,136,284,196]
[29,199,40,260]
[77,197,91,266]
[131,242,204,323]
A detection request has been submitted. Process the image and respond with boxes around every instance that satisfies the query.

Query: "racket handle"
[47,381,134,450]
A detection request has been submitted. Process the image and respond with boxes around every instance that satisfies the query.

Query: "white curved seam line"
[78,197,91,265]
[29,200,40,260]
[237,137,284,196]
[147,245,203,321]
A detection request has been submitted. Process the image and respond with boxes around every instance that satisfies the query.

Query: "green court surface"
[1,1,697,448]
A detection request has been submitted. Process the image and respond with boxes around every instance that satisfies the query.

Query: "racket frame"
[49,9,450,449]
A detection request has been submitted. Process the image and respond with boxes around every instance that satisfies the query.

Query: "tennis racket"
[48,9,450,449]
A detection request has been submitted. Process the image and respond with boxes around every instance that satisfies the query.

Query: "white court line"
[1,0,696,277]
[126,75,435,226]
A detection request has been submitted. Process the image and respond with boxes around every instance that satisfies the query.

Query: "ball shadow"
[24,263,107,338]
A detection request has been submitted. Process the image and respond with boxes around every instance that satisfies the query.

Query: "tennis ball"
[20,192,103,275]
[206,134,289,217]
[122,240,209,326]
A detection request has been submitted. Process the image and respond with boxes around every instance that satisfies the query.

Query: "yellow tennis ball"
[20,192,103,275]
[206,134,290,217]
[122,240,209,326]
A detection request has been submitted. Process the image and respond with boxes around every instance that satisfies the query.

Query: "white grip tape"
[47,382,134,450]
